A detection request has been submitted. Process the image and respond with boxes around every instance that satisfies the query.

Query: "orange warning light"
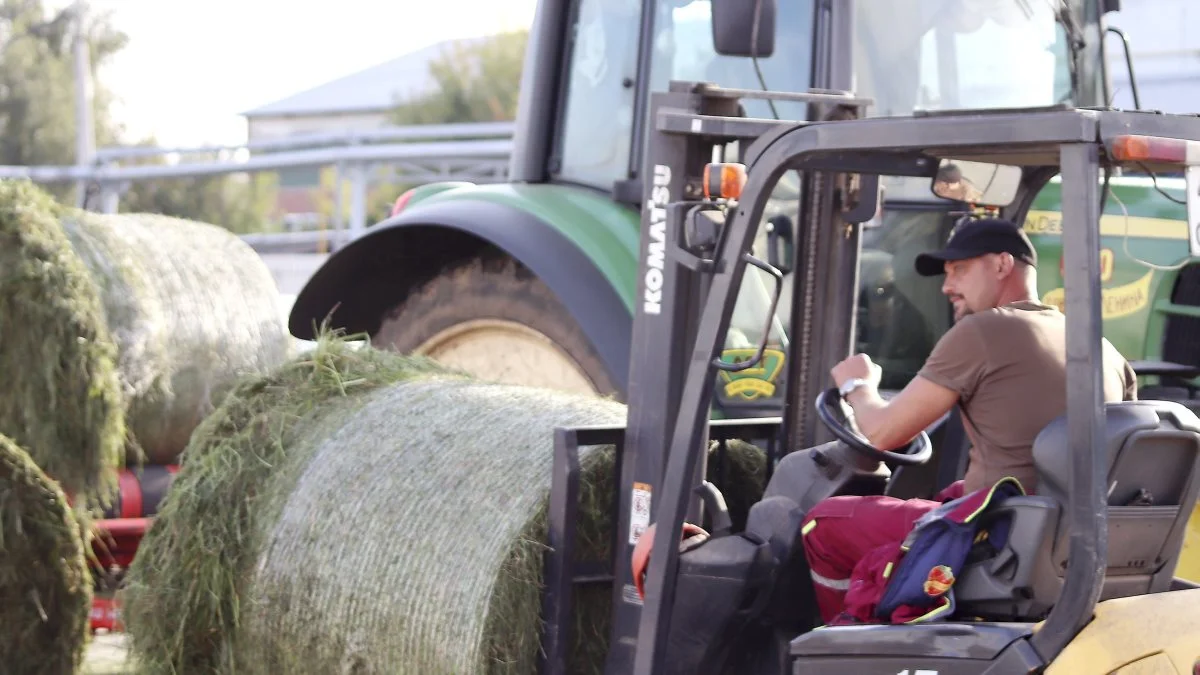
[703,163,748,200]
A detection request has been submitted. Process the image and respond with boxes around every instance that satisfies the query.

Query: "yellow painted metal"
[1044,589,1200,675]
[1175,503,1200,583]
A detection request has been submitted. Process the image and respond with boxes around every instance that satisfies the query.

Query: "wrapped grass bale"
[60,208,293,465]
[122,337,767,675]
[0,432,92,674]
[0,180,123,499]
[0,180,292,498]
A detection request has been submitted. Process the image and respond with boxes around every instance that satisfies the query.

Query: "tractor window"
[854,0,1073,116]
[556,0,643,190]
[555,0,817,192]
[857,209,955,391]
[645,0,816,122]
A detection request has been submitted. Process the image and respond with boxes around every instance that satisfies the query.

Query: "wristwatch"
[839,377,870,398]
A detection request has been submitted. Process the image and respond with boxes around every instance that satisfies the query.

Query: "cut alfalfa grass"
[0,432,92,674]
[122,333,768,674]
[0,179,124,504]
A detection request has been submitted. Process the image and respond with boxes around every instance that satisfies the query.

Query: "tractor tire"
[372,255,621,397]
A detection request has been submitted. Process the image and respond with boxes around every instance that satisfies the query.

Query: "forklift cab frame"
[619,87,1200,674]
[539,80,1200,675]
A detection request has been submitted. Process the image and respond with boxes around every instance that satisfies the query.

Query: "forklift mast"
[628,82,876,674]
[536,80,872,674]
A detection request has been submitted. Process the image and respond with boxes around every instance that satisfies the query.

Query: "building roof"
[243,36,487,119]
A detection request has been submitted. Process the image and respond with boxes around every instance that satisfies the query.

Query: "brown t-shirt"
[917,300,1137,495]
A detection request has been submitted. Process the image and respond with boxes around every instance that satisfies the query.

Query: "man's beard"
[951,297,971,322]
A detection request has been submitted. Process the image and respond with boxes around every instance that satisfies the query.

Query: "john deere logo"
[717,348,786,400]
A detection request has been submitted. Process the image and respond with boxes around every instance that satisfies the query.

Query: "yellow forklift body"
[1044,588,1200,674]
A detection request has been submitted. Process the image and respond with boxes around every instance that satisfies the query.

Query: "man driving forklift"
[633,216,1140,625]
[803,215,1139,624]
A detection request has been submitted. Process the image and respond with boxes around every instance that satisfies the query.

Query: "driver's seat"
[953,399,1200,619]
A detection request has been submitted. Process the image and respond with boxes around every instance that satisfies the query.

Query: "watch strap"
[839,377,869,397]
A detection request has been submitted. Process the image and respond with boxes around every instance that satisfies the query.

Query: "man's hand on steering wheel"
[821,353,933,466]
[831,353,882,399]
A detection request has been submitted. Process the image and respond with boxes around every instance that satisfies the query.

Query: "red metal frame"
[86,464,179,633]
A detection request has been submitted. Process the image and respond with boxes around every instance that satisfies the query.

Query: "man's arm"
[831,318,985,450]
[841,369,960,450]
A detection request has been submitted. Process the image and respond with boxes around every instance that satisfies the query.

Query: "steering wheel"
[815,387,933,466]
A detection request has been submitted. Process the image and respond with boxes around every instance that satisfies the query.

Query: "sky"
[62,0,538,148]
[52,1,1198,150]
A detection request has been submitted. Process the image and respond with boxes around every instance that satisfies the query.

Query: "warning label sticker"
[622,583,644,606]
[630,482,652,545]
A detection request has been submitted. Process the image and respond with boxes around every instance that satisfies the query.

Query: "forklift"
[535,40,1200,675]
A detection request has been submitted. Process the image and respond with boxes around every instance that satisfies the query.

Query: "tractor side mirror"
[930,159,1023,207]
[711,0,776,58]
[1187,165,1199,257]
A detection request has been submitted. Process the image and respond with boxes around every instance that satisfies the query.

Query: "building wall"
[247,110,394,226]
[246,111,392,143]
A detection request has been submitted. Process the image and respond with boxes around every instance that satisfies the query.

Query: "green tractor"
[288,0,1200,566]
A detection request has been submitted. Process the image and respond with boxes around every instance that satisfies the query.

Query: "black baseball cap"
[914,218,1037,277]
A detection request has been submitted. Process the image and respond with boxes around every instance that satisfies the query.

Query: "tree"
[309,166,415,242]
[0,0,279,233]
[116,157,281,236]
[390,30,529,125]
[0,0,127,170]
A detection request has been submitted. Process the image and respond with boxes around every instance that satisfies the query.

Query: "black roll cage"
[631,99,1200,675]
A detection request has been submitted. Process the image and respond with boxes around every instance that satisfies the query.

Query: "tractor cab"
[538,81,1200,674]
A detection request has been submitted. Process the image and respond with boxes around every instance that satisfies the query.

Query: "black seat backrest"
[954,399,1200,619]
[1034,400,1200,593]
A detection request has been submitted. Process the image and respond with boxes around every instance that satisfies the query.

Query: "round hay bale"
[0,432,92,674]
[0,180,123,500]
[61,208,292,465]
[0,179,292,498]
[122,337,767,675]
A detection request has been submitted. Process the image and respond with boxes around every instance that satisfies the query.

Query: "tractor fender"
[288,192,638,393]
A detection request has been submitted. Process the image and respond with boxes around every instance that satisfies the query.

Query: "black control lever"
[694,481,732,537]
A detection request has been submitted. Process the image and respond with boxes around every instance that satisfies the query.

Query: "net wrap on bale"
[61,208,293,464]
[122,338,767,675]
[0,432,92,674]
[0,179,291,499]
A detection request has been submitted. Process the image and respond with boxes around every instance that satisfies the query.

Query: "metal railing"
[0,121,517,248]
[93,121,517,161]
